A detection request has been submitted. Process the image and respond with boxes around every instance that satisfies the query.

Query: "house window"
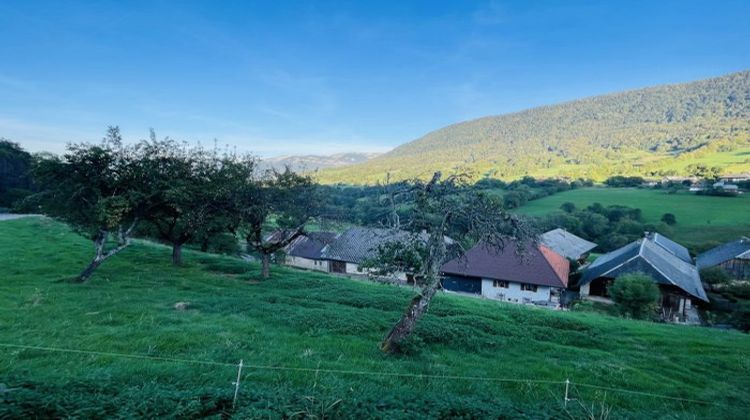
[493,280,509,288]
[521,284,538,292]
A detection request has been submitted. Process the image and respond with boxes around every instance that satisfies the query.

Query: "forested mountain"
[258,152,381,173]
[320,70,750,184]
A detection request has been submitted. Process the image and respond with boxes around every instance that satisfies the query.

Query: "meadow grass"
[1,217,749,418]
[515,187,750,246]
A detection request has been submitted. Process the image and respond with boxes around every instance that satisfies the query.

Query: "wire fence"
[0,342,740,412]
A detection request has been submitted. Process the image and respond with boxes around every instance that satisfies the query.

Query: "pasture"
[1,217,749,418]
[515,187,750,247]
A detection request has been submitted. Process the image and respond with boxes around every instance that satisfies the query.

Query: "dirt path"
[0,214,41,221]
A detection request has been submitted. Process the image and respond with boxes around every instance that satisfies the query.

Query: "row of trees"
[28,127,317,282]
[17,129,538,353]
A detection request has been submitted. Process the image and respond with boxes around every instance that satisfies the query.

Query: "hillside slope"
[1,217,749,417]
[320,70,750,184]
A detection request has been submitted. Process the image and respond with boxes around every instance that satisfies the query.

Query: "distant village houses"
[719,173,750,183]
[711,180,740,193]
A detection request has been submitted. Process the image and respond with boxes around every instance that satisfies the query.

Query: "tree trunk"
[380,285,438,353]
[200,237,209,252]
[261,253,271,279]
[75,229,131,283]
[172,242,183,265]
[77,256,105,283]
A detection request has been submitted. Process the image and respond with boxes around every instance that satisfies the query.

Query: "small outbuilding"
[696,237,750,280]
[539,228,597,264]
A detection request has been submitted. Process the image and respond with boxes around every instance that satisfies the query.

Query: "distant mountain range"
[258,152,382,173]
[319,70,750,184]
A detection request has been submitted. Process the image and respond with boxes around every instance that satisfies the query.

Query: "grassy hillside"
[320,70,750,184]
[1,218,749,418]
[514,187,750,247]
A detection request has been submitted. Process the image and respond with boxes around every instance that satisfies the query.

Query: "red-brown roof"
[441,240,569,288]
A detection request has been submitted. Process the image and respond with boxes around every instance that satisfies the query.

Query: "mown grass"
[515,187,750,247]
[1,217,749,418]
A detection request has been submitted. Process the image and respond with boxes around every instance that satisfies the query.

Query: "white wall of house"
[481,279,552,303]
[346,262,361,274]
[344,262,408,280]
[579,283,590,297]
[286,256,329,272]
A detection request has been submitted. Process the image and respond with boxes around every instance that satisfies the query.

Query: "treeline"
[484,176,593,209]
[0,140,37,208]
[538,202,674,252]
[18,127,318,281]
[317,176,593,227]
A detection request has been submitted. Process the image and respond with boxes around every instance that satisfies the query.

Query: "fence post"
[232,359,244,409]
[564,378,570,408]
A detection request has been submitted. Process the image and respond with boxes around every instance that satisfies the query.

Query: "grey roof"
[582,235,708,302]
[696,237,750,269]
[649,232,692,263]
[285,232,338,259]
[320,227,423,264]
[539,228,597,260]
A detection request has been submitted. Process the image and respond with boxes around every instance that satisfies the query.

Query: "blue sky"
[1,1,749,157]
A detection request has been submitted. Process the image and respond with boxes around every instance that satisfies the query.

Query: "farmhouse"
[319,227,420,278]
[580,232,708,321]
[539,228,597,265]
[440,240,569,305]
[283,232,338,272]
[696,237,750,280]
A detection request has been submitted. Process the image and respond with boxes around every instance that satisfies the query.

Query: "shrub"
[608,273,660,320]
[661,213,677,225]
[207,233,240,255]
[502,191,526,209]
[731,302,750,332]
[700,267,732,286]
[560,202,576,213]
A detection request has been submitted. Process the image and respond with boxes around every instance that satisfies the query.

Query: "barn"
[580,232,708,322]
[696,237,750,280]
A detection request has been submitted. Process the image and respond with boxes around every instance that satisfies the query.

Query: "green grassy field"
[1,218,750,418]
[515,187,750,247]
